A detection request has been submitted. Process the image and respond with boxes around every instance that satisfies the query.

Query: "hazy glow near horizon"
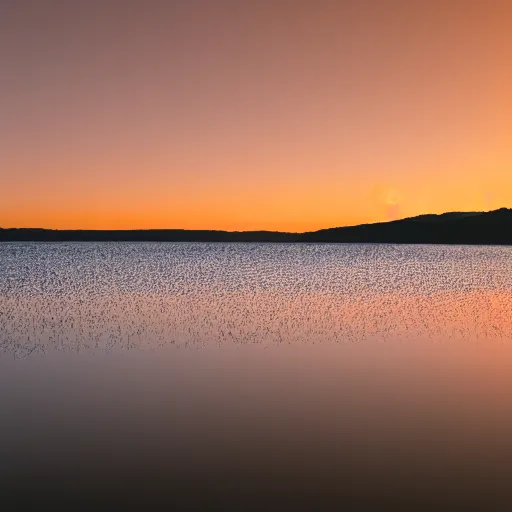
[1,1,511,231]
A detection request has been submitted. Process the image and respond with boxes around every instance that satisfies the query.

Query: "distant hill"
[300,208,512,244]
[2,208,512,244]
[0,228,298,243]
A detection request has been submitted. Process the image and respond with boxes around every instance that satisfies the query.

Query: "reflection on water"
[2,243,512,507]
[2,243,512,355]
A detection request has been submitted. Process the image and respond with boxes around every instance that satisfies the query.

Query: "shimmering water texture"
[3,243,512,507]
[2,243,512,357]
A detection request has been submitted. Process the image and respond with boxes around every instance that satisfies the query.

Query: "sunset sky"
[1,0,511,231]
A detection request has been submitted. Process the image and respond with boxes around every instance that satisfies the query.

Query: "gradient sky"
[1,0,511,231]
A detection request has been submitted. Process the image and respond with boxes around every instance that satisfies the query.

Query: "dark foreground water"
[2,243,512,508]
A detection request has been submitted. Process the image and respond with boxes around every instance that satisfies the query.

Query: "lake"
[2,243,512,507]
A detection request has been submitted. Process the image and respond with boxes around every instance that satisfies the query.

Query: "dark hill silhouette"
[0,228,298,243]
[1,208,512,244]
[301,208,512,244]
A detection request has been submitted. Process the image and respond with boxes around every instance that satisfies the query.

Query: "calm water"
[2,242,512,507]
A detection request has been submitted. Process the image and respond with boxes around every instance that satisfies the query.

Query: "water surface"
[2,243,512,507]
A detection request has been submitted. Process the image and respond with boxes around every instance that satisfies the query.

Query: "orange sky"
[1,0,511,231]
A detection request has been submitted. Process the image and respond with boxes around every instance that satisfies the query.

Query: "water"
[2,242,512,507]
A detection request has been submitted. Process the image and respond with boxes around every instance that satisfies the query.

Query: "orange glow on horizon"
[1,1,511,231]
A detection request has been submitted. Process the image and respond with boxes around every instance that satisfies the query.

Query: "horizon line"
[2,207,510,234]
